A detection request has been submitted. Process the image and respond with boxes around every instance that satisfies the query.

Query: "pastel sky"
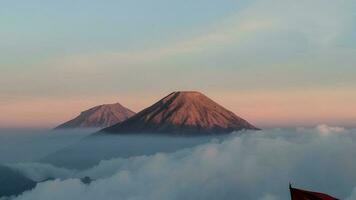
[1,0,355,128]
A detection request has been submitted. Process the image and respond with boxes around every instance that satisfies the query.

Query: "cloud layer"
[7,126,356,200]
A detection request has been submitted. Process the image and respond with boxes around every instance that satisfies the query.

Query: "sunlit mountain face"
[1,0,355,130]
[55,103,135,129]
[101,91,258,135]
[0,0,355,200]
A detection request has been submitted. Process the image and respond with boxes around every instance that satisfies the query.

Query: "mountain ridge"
[101,91,258,135]
[55,102,135,129]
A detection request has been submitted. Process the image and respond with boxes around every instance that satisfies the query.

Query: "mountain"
[55,103,135,129]
[0,165,36,198]
[100,91,259,135]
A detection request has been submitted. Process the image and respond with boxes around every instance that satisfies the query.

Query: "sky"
[0,0,355,128]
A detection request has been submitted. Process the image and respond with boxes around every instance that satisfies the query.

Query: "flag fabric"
[289,184,339,200]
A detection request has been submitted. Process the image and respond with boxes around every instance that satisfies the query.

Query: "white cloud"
[51,0,353,72]
[346,187,356,200]
[259,194,279,200]
[10,127,356,200]
[316,124,347,135]
[7,163,74,182]
[2,0,354,102]
[297,124,348,136]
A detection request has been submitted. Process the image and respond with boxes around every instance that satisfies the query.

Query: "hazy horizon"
[1,1,355,199]
[1,89,355,129]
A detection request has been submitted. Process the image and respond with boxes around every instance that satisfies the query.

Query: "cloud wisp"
[6,125,356,200]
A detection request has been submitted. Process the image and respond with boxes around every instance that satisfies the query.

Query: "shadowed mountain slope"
[0,165,36,198]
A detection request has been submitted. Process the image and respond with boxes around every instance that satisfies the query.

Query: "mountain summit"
[55,103,135,129]
[101,91,258,135]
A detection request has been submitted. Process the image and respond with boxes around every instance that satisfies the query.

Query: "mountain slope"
[55,103,135,129]
[0,165,36,198]
[101,91,258,135]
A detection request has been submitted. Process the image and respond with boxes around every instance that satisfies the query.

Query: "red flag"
[289,184,339,200]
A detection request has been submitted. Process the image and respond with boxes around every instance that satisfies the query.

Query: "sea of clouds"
[0,129,95,163]
[1,125,356,200]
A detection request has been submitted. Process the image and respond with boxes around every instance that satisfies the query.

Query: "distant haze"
[1,89,355,129]
[1,125,356,200]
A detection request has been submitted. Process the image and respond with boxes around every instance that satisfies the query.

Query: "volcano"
[55,103,135,129]
[101,91,258,135]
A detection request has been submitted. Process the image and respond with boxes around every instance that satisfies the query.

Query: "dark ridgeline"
[100,91,259,135]
[0,165,36,198]
[0,165,93,198]
[55,103,135,129]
